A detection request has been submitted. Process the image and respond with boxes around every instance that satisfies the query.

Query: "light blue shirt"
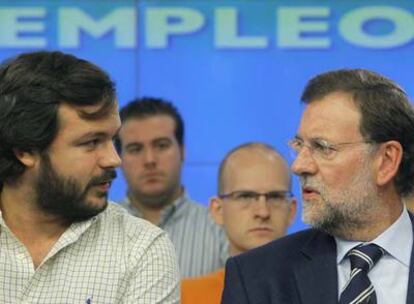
[335,207,413,304]
[119,192,229,278]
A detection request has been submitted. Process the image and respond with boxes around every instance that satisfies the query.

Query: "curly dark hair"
[0,51,116,185]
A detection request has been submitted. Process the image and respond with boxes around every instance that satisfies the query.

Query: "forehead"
[298,91,362,141]
[119,115,176,142]
[223,149,290,192]
[56,103,120,139]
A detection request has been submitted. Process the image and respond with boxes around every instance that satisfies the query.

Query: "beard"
[35,153,117,223]
[300,159,380,240]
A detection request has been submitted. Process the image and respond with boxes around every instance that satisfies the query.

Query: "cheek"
[271,212,289,227]
[319,158,366,188]
[163,153,182,171]
[222,208,249,235]
[121,155,143,173]
[54,156,95,178]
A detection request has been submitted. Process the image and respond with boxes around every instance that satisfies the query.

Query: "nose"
[143,147,156,167]
[100,142,122,169]
[291,148,318,176]
[252,196,271,220]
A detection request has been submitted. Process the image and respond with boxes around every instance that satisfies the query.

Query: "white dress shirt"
[335,207,413,304]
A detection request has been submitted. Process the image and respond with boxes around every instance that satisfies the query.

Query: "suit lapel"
[406,212,414,303]
[293,230,338,304]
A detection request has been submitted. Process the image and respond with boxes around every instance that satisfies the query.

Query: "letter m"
[59,7,135,48]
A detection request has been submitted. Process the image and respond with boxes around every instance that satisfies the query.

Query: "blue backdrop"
[1,0,413,233]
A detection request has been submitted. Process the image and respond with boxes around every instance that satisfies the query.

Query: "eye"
[82,139,100,150]
[126,144,143,154]
[267,192,285,201]
[234,191,256,200]
[311,140,335,156]
[154,140,171,151]
[289,139,303,152]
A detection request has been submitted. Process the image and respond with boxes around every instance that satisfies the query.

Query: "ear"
[209,196,224,226]
[288,197,297,226]
[374,140,403,187]
[13,149,38,168]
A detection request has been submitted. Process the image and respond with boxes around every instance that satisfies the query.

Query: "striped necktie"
[339,244,385,304]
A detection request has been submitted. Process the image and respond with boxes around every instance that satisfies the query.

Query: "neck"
[335,192,404,242]
[129,186,182,225]
[0,181,70,268]
[1,182,69,245]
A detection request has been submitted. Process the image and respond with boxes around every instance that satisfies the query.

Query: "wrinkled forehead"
[299,92,363,141]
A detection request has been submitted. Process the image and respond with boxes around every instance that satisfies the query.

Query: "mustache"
[89,170,117,186]
[299,176,320,189]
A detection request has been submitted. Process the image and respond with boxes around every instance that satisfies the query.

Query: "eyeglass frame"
[287,137,374,161]
[218,190,294,208]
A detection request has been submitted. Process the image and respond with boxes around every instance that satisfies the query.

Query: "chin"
[85,193,109,208]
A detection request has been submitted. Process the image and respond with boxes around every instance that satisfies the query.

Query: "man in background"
[222,69,414,303]
[182,142,296,303]
[116,97,227,277]
[0,51,179,303]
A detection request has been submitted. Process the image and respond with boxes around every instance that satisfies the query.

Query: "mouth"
[248,227,273,234]
[92,180,113,191]
[143,171,163,181]
[301,186,320,200]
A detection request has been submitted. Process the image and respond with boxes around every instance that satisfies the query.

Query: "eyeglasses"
[287,137,373,161]
[218,190,293,208]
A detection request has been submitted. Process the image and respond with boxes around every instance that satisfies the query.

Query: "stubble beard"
[300,164,379,240]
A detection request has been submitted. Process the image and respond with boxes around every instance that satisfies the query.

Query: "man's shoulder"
[232,228,330,268]
[97,202,165,244]
[181,197,224,232]
[182,195,207,212]
[179,196,212,222]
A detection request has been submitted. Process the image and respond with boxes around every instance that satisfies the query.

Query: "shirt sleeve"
[123,232,180,304]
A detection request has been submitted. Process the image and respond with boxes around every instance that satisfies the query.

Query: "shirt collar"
[123,190,189,225]
[335,206,412,266]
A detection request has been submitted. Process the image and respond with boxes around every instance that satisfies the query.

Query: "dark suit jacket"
[221,218,414,304]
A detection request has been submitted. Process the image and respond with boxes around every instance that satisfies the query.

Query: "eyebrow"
[153,137,172,143]
[75,127,121,143]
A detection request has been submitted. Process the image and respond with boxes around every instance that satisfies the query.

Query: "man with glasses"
[222,69,414,304]
[182,142,296,303]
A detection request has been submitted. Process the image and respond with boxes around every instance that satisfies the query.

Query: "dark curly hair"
[0,51,116,185]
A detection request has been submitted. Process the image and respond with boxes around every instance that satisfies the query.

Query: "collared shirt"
[0,203,180,304]
[119,192,228,278]
[335,207,413,304]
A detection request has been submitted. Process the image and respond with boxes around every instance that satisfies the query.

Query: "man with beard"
[221,69,414,304]
[116,98,228,277]
[0,51,179,303]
